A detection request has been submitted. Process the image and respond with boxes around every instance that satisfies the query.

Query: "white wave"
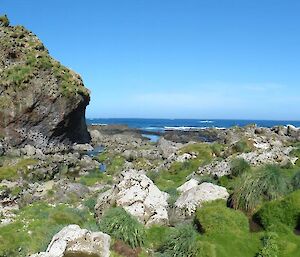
[91,123,108,126]
[198,120,214,123]
[164,126,226,131]
[143,127,163,130]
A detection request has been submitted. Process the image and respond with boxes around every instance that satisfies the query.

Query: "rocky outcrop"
[158,137,182,159]
[95,169,169,227]
[0,24,90,149]
[174,182,229,217]
[30,224,111,257]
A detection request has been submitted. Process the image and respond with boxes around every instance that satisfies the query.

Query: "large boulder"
[174,182,229,217]
[0,24,90,148]
[30,224,111,257]
[95,170,169,227]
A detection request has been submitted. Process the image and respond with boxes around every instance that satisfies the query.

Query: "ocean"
[86,118,300,132]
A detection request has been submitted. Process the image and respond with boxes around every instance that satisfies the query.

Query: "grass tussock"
[98,207,146,248]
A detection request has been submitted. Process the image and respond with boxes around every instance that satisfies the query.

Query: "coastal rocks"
[20,144,37,156]
[287,125,300,140]
[30,224,111,257]
[72,143,94,152]
[176,152,197,163]
[0,24,91,148]
[95,169,169,226]
[174,182,229,217]
[158,137,182,159]
[198,160,231,177]
[52,180,90,203]
[238,146,294,166]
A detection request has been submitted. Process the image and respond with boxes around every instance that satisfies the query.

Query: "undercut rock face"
[0,25,91,148]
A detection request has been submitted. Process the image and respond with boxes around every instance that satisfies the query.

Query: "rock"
[53,180,89,203]
[73,143,94,152]
[79,155,100,171]
[198,160,231,177]
[122,149,140,161]
[158,137,182,159]
[21,144,36,156]
[0,25,91,148]
[95,170,169,226]
[287,125,300,140]
[30,224,111,257]
[174,182,229,217]
[90,129,105,144]
[176,152,197,163]
[177,178,199,193]
[0,142,3,156]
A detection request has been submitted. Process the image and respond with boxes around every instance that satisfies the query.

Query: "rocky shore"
[1,18,300,257]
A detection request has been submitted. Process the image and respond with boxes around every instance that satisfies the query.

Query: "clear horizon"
[2,0,300,120]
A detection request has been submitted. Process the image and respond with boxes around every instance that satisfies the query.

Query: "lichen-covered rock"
[174,182,229,217]
[0,24,90,148]
[95,169,169,226]
[30,224,111,257]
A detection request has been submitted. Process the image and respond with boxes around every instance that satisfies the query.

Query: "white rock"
[72,143,94,152]
[30,224,111,257]
[174,182,229,217]
[176,153,193,163]
[177,178,199,193]
[95,170,169,226]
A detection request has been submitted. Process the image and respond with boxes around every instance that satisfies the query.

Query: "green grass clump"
[0,15,9,27]
[97,152,125,176]
[0,158,37,181]
[79,169,113,186]
[0,202,97,256]
[2,65,33,87]
[257,232,279,257]
[98,207,146,248]
[231,165,289,213]
[230,158,250,177]
[291,171,300,190]
[232,139,254,154]
[158,224,201,257]
[255,190,300,231]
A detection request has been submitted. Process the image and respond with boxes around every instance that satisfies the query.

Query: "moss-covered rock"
[0,20,90,148]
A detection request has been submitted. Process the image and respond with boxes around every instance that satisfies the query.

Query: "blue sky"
[2,0,300,120]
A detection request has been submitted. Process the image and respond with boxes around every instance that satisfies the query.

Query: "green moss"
[79,169,113,186]
[255,190,300,231]
[0,158,37,181]
[1,65,33,87]
[0,202,97,256]
[98,152,125,176]
[195,200,261,257]
[145,225,173,250]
